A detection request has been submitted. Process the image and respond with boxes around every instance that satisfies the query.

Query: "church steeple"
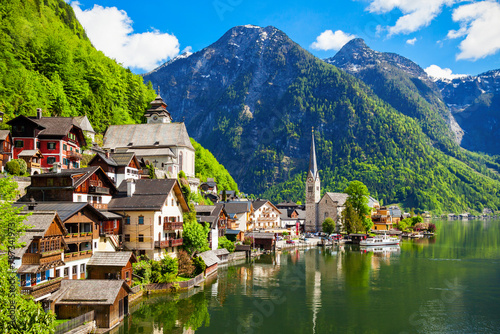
[144,87,173,124]
[309,128,318,179]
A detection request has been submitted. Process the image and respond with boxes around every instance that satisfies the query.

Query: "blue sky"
[70,0,500,78]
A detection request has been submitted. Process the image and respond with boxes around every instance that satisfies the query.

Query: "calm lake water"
[114,219,500,334]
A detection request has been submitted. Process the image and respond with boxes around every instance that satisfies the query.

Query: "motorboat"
[360,234,400,246]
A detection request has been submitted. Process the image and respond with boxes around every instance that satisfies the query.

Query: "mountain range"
[143,25,500,213]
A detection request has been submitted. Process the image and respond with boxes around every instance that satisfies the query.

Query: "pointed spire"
[309,127,318,178]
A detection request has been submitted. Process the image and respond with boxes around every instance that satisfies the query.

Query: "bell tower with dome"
[144,87,173,124]
[305,129,321,232]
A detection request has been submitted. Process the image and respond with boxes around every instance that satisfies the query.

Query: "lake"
[114,219,500,334]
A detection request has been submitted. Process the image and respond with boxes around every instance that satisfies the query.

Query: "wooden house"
[87,251,137,286]
[195,204,228,250]
[88,151,140,186]
[197,250,219,277]
[26,166,118,209]
[13,211,68,305]
[7,111,86,170]
[250,232,275,251]
[50,280,132,329]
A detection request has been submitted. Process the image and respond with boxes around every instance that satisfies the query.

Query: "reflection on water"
[116,220,500,334]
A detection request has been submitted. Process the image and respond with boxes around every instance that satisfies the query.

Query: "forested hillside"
[144,25,500,213]
[0,0,156,132]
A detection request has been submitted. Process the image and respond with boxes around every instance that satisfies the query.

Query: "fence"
[145,273,205,292]
[55,310,94,334]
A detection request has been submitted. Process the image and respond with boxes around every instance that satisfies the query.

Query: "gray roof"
[13,211,67,258]
[18,149,41,157]
[194,205,217,214]
[87,251,135,267]
[213,248,229,256]
[50,279,132,305]
[252,200,268,211]
[198,250,219,267]
[111,152,136,166]
[324,193,349,206]
[224,201,252,214]
[110,179,182,211]
[99,211,123,219]
[103,123,194,151]
[197,216,217,229]
[13,202,106,222]
[225,229,241,235]
[368,196,379,208]
[126,147,175,158]
[30,166,117,191]
[0,130,10,141]
[309,131,318,178]
[72,115,95,134]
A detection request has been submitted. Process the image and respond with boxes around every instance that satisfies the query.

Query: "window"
[77,195,82,202]
[125,216,130,225]
[72,265,77,275]
[47,142,56,150]
[126,271,130,279]
[138,234,144,242]
[80,264,85,273]
[55,269,60,278]
[14,140,23,148]
[47,157,56,164]
[14,125,25,132]
[172,199,174,206]
[138,216,144,225]
[64,267,69,277]
[36,142,40,149]
[41,270,46,281]
[63,144,67,151]
[158,216,162,225]
[124,234,130,242]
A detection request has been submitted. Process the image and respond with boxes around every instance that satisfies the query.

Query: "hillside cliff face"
[434,70,500,155]
[144,25,500,212]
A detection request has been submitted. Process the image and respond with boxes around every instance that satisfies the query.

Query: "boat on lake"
[360,234,400,246]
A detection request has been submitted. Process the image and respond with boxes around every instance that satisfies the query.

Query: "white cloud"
[406,37,417,45]
[71,2,181,71]
[424,65,467,80]
[365,0,457,36]
[310,30,357,51]
[448,1,500,60]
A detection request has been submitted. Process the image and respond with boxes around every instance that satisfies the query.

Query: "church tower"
[144,88,173,124]
[305,129,321,232]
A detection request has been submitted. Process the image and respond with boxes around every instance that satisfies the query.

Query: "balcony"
[169,238,183,247]
[89,185,110,195]
[154,240,169,248]
[154,238,183,248]
[20,277,63,299]
[27,162,41,169]
[64,232,93,243]
[164,222,183,230]
[63,250,92,262]
[67,151,82,160]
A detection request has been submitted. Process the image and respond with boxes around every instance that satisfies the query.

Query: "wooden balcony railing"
[169,238,183,247]
[27,162,41,169]
[154,240,169,248]
[64,232,93,243]
[22,249,64,265]
[164,222,183,230]
[63,250,92,262]
[89,185,110,195]
[20,277,63,299]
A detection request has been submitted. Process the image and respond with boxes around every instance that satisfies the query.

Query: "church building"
[305,130,348,232]
[102,92,197,186]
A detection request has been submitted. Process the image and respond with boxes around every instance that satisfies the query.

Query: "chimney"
[53,162,62,173]
[36,108,42,119]
[105,150,110,158]
[127,179,136,197]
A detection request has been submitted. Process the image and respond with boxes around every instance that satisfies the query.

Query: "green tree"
[342,201,362,234]
[218,236,235,253]
[344,181,371,217]
[192,256,206,276]
[322,217,336,235]
[0,177,55,333]
[182,220,210,257]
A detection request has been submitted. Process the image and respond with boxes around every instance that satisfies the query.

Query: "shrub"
[218,236,235,252]
[17,159,27,175]
[132,259,152,284]
[193,256,206,276]
[150,256,178,283]
[5,160,20,176]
